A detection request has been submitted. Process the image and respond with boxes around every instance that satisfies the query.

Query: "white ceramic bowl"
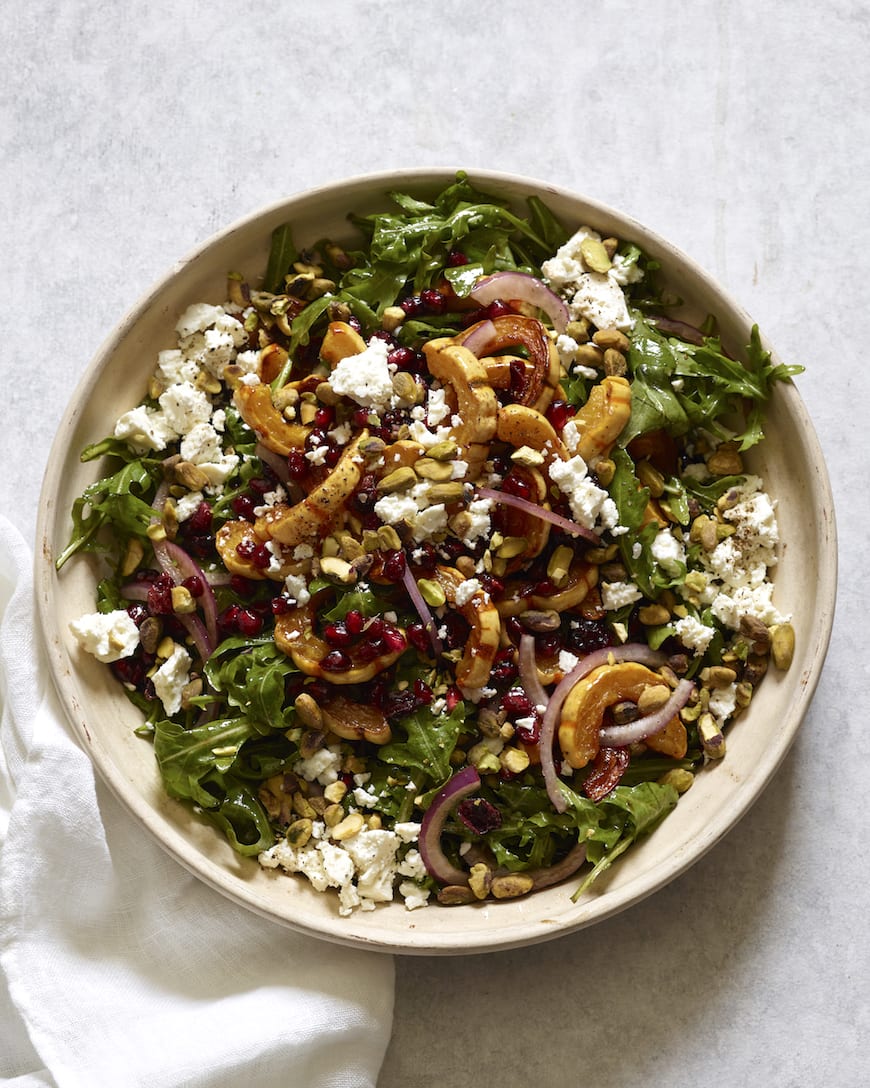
[35,170,837,955]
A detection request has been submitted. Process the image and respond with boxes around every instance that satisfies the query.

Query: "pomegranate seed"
[147,582,173,615]
[400,295,423,317]
[420,288,445,313]
[381,550,407,582]
[321,650,352,672]
[382,626,407,653]
[235,539,271,570]
[236,609,263,637]
[546,399,575,431]
[231,494,256,520]
[500,689,533,716]
[353,407,373,429]
[477,573,504,598]
[484,299,515,320]
[345,609,365,635]
[387,346,416,369]
[271,595,292,615]
[445,685,462,711]
[218,604,241,634]
[447,250,468,267]
[502,473,533,500]
[537,633,562,657]
[365,617,386,640]
[126,603,149,626]
[354,640,382,664]
[182,575,204,598]
[325,446,342,467]
[412,543,438,572]
[248,476,271,495]
[413,678,433,704]
[323,622,352,648]
[286,450,308,479]
[314,406,335,429]
[505,617,524,644]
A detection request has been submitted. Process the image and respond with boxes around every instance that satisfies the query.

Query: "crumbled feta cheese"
[152,644,192,716]
[294,744,342,786]
[283,573,311,607]
[426,386,451,426]
[673,615,717,655]
[69,609,140,663]
[651,528,686,576]
[113,404,176,453]
[179,422,239,488]
[542,226,640,331]
[374,481,450,542]
[157,381,213,435]
[327,338,395,411]
[175,302,224,339]
[709,682,738,725]
[459,497,493,546]
[454,577,482,607]
[600,581,643,610]
[156,348,199,387]
[174,490,204,522]
[558,649,580,675]
[548,455,623,534]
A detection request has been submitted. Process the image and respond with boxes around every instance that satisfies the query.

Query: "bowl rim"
[34,168,838,954]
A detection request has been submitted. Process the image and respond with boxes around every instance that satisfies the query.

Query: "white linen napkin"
[0,517,394,1088]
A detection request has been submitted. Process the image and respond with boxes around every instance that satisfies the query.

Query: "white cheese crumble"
[454,577,483,607]
[600,581,643,611]
[152,644,192,716]
[327,338,395,411]
[69,609,140,663]
[548,455,624,535]
[541,226,640,331]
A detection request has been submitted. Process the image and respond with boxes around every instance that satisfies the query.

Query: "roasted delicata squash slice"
[433,564,501,690]
[274,601,405,683]
[423,339,498,481]
[234,381,310,455]
[571,375,631,466]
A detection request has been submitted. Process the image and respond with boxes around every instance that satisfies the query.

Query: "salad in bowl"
[52,172,816,938]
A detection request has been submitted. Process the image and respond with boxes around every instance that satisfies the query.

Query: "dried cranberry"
[440,613,469,651]
[125,603,149,626]
[505,617,524,645]
[384,688,420,720]
[413,678,433,704]
[457,798,503,835]
[406,622,431,654]
[477,573,504,598]
[483,299,515,320]
[231,494,257,521]
[514,714,542,746]
[188,501,213,533]
[147,579,173,615]
[500,689,533,717]
[567,617,613,654]
[411,542,438,573]
[491,649,518,683]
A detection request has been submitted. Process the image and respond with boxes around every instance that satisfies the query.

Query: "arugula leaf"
[205,784,275,855]
[154,716,263,808]
[380,702,466,787]
[262,223,298,294]
[205,640,299,731]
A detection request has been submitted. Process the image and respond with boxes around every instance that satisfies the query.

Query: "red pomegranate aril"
[502,473,533,500]
[413,678,433,704]
[271,595,292,615]
[345,609,365,635]
[477,573,505,598]
[382,626,407,653]
[314,406,335,429]
[420,288,445,313]
[353,640,382,664]
[447,250,468,267]
[325,446,342,467]
[237,609,264,637]
[514,715,542,746]
[445,685,462,711]
[484,299,515,320]
[387,346,416,369]
[235,539,271,570]
[181,575,204,598]
[546,399,576,432]
[218,604,241,633]
[286,450,308,480]
[229,574,257,597]
[323,622,352,648]
[321,650,352,673]
[400,295,423,317]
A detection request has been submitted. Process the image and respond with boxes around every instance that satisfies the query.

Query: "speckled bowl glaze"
[35,170,837,955]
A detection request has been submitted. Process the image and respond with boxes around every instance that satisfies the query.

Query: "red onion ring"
[459,318,497,357]
[538,644,668,813]
[469,271,570,333]
[650,315,706,346]
[419,765,481,886]
[401,562,443,657]
[518,634,549,711]
[152,538,219,654]
[529,842,588,891]
[476,487,600,544]
[598,679,695,747]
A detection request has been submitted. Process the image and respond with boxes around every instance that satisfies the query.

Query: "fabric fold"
[0,517,394,1088]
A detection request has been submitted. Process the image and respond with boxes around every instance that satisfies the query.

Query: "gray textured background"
[3,2,866,1085]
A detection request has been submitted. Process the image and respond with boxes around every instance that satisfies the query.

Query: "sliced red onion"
[518,634,549,711]
[419,766,481,887]
[539,644,668,814]
[255,442,292,484]
[120,580,213,664]
[475,487,600,544]
[470,271,570,333]
[459,318,497,357]
[153,540,218,650]
[529,842,588,891]
[650,315,706,346]
[401,563,443,657]
[599,678,695,747]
